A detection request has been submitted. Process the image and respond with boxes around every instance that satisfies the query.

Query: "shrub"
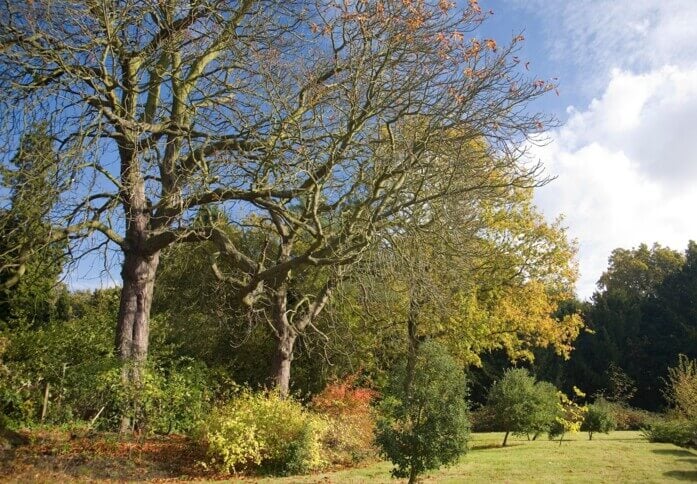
[100,358,215,434]
[601,401,655,430]
[469,405,496,432]
[642,419,697,448]
[0,301,218,433]
[581,398,616,440]
[310,377,378,466]
[375,342,469,484]
[0,311,117,426]
[200,390,327,475]
[486,368,560,446]
[665,355,697,421]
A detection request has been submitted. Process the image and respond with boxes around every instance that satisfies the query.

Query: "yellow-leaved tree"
[341,180,583,376]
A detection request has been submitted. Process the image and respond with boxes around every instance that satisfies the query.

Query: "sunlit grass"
[253,431,697,483]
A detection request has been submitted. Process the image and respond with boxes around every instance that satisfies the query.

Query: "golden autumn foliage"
[351,180,583,368]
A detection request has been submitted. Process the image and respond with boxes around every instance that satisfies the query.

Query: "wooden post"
[40,382,50,423]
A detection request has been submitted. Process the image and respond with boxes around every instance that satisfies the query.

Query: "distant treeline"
[471,242,697,411]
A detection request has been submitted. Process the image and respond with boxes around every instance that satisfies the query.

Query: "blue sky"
[66,0,697,300]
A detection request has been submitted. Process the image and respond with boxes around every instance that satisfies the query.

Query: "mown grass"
[253,431,697,483]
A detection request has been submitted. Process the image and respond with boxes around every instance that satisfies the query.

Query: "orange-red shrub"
[310,377,379,466]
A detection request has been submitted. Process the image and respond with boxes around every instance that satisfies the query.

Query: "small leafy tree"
[486,368,559,446]
[645,355,697,449]
[375,341,469,484]
[530,381,563,440]
[548,387,587,445]
[581,398,616,440]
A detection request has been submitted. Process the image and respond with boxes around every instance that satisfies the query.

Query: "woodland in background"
[528,242,697,411]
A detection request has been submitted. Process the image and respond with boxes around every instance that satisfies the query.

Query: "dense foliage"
[534,243,697,411]
[664,355,697,421]
[642,355,697,449]
[310,378,379,465]
[375,342,470,484]
[581,398,616,440]
[642,420,697,449]
[200,391,327,475]
[0,289,220,433]
[485,368,560,445]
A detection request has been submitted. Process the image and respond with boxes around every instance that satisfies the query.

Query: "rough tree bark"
[116,250,160,431]
[117,252,159,364]
[270,284,297,397]
[266,277,334,396]
[114,151,161,430]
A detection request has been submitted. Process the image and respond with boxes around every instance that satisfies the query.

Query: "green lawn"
[251,431,697,483]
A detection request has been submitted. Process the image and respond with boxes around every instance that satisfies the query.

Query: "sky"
[480,0,697,299]
[65,0,697,300]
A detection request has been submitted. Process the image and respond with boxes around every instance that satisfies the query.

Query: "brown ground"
[0,428,224,482]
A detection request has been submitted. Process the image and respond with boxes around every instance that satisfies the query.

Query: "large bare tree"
[1,0,312,374]
[0,0,554,398]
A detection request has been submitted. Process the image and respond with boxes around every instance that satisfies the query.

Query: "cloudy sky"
[481,0,697,299]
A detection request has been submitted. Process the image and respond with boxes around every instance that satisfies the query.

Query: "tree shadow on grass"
[659,447,697,481]
[652,449,697,458]
[663,470,697,481]
[470,443,525,451]
[592,434,644,442]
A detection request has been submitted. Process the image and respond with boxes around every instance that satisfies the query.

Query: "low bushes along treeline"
[3,314,696,480]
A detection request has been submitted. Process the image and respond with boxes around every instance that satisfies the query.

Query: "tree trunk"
[404,297,421,397]
[408,465,419,484]
[269,284,296,397]
[502,431,510,447]
[117,251,159,362]
[116,249,159,432]
[271,336,295,397]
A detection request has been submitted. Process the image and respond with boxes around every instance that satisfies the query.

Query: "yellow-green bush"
[199,390,327,475]
[665,355,697,421]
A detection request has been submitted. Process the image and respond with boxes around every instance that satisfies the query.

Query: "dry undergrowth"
[0,428,221,482]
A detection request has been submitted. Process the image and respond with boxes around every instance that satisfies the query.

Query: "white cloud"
[505,0,697,86]
[532,67,697,299]
[559,67,697,183]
